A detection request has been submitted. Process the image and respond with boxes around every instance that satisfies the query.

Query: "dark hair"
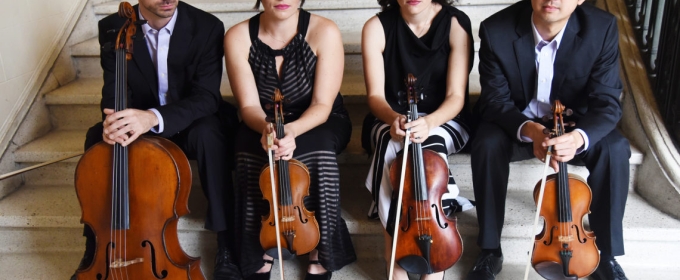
[377,0,454,10]
[254,0,306,9]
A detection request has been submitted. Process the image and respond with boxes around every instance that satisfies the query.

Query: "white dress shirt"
[517,16,589,152]
[139,9,178,134]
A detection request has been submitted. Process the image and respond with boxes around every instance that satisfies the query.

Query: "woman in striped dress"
[224,0,356,279]
[361,0,474,279]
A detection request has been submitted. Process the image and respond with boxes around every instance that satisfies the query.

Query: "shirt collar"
[139,7,178,35]
[531,13,568,49]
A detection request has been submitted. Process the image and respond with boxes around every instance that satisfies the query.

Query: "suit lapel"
[132,5,159,102]
[551,13,581,102]
[167,3,193,95]
[513,7,535,106]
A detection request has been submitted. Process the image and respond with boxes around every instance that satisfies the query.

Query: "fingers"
[273,132,296,160]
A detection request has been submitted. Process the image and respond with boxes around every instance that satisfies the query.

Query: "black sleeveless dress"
[363,5,475,229]
[233,10,356,277]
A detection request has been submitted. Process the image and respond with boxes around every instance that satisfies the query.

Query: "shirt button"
[540,99,545,102]
[160,73,165,78]
[541,79,546,83]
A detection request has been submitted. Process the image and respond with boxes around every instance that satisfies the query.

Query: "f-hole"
[401,206,412,232]
[543,226,557,245]
[294,206,308,223]
[97,242,114,280]
[431,204,448,229]
[142,240,168,279]
[571,225,587,243]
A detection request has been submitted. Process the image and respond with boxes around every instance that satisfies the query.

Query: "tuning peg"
[566,121,576,127]
[265,116,274,123]
[564,109,573,116]
[542,128,551,135]
[542,115,553,123]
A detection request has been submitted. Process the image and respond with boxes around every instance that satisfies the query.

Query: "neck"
[534,18,567,42]
[140,8,174,30]
[260,11,299,43]
[400,3,436,27]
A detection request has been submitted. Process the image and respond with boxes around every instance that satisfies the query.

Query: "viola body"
[389,149,463,274]
[531,173,599,279]
[74,136,204,280]
[259,158,319,258]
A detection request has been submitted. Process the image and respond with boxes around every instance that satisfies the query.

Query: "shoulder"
[574,3,617,30]
[308,13,341,37]
[363,15,384,34]
[225,19,251,43]
[307,13,342,48]
[179,2,223,29]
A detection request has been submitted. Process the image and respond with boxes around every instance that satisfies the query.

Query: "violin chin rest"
[534,261,578,280]
[265,248,295,260]
[397,255,431,274]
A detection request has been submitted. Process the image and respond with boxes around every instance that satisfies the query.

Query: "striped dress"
[363,5,475,231]
[234,10,356,277]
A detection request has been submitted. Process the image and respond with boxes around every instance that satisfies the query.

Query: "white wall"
[0,0,83,143]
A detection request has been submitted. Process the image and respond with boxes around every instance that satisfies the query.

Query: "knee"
[471,122,512,155]
[84,122,104,150]
[593,131,631,160]
[186,116,226,146]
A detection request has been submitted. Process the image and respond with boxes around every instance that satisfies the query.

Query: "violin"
[259,89,320,264]
[387,74,463,278]
[74,2,203,279]
[524,100,599,280]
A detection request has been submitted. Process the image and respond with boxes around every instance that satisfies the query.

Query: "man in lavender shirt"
[468,0,629,279]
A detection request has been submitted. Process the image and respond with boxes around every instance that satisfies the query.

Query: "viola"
[387,74,463,278]
[525,100,599,280]
[74,2,203,279]
[259,89,320,263]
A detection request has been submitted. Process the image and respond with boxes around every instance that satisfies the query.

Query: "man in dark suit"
[72,1,240,279]
[468,0,630,279]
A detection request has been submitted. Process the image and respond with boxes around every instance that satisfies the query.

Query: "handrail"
[0,152,82,181]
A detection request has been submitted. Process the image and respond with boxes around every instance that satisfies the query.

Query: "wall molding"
[0,0,89,160]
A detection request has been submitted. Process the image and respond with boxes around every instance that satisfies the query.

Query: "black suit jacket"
[98,2,225,138]
[475,0,622,145]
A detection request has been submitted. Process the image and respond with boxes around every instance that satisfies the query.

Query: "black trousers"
[470,121,630,256]
[81,101,238,253]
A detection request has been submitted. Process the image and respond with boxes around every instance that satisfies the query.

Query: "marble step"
[93,0,514,41]
[4,250,680,280]
[1,181,678,274]
[68,39,481,96]
[11,129,642,191]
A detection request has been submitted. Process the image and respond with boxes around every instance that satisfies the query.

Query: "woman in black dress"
[224,0,356,279]
[362,0,474,279]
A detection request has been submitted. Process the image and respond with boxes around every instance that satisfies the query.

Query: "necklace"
[264,28,291,45]
[403,3,435,38]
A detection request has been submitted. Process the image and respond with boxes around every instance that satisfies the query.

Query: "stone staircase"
[1,0,679,279]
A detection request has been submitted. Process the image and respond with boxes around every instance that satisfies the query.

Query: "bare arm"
[420,17,469,128]
[362,16,409,140]
[286,15,344,137]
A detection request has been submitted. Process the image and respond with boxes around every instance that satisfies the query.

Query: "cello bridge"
[110,258,144,268]
[415,217,431,221]
[558,235,574,243]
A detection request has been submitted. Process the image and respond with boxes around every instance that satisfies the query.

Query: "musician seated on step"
[223,0,357,279]
[361,0,474,279]
[468,1,630,279]
[73,1,241,279]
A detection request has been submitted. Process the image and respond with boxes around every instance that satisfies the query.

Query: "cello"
[74,2,204,279]
[387,74,463,278]
[524,100,599,280]
[259,89,320,272]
